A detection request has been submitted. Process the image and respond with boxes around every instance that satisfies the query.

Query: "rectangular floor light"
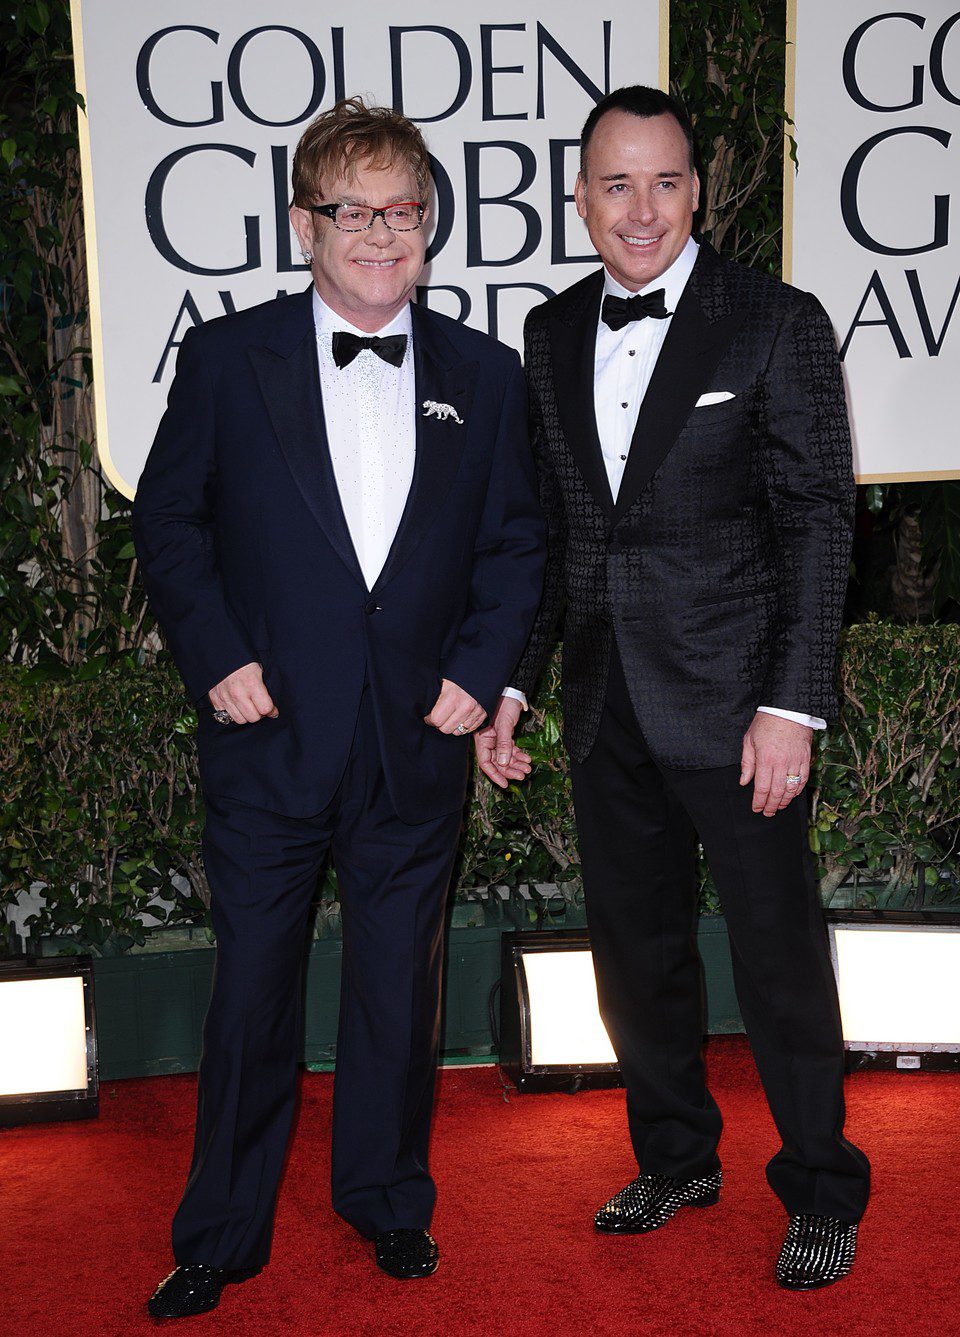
[499,929,621,1092]
[828,912,960,1071]
[0,955,99,1125]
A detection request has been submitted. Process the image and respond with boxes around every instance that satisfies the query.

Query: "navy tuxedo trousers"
[171,688,462,1269]
[570,647,870,1224]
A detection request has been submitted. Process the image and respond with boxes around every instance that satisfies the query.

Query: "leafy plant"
[459,655,580,892]
[813,622,960,907]
[0,3,154,666]
[671,0,791,273]
[0,658,206,950]
[859,483,960,623]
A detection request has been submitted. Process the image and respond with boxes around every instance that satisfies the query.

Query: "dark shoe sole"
[375,1258,440,1280]
[595,1188,721,1234]
[777,1272,850,1292]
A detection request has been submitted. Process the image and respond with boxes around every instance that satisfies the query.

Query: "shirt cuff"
[502,687,528,711]
[757,705,826,731]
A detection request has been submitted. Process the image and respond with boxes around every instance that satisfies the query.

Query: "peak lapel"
[248,290,365,587]
[549,275,614,517]
[612,249,744,523]
[372,305,477,592]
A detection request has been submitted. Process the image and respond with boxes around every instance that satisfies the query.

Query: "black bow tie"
[331,331,407,369]
[601,290,670,331]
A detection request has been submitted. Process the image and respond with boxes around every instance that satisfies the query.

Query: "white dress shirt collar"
[601,234,699,315]
[312,288,413,341]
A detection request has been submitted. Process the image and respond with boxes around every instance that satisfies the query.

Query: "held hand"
[424,678,486,736]
[208,662,278,724]
[474,695,530,789]
[740,712,812,817]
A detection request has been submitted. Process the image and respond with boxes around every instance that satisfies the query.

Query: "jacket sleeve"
[509,312,569,699]
[132,326,257,704]
[441,350,547,716]
[758,289,855,721]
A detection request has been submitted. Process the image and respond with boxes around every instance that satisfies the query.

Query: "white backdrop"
[71,1,666,497]
[787,0,960,481]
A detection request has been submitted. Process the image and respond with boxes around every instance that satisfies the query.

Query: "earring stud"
[302,251,313,262]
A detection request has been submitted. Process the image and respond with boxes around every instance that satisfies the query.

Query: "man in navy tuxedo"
[134,97,545,1318]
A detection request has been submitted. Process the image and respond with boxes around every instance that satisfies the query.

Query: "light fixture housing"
[0,955,100,1125]
[499,928,621,1092]
[827,910,960,1072]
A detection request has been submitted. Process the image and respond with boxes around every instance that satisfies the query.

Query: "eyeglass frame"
[307,201,426,232]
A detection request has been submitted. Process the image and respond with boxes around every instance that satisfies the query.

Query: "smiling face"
[575,110,699,292]
[290,157,427,332]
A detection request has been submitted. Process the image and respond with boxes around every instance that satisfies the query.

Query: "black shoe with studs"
[375,1228,440,1279]
[147,1263,260,1319]
[776,1213,859,1290]
[594,1168,722,1234]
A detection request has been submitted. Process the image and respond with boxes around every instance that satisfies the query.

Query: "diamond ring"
[453,722,468,736]
[213,709,233,725]
[785,775,801,786]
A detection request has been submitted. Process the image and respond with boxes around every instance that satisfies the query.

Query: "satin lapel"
[249,315,365,587]
[372,306,476,593]
[549,275,613,517]
[612,280,744,523]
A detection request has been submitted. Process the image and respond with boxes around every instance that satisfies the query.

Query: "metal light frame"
[0,954,100,1126]
[499,928,622,1093]
[827,910,960,1072]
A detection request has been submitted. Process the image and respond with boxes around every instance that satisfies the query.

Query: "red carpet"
[3,1037,958,1336]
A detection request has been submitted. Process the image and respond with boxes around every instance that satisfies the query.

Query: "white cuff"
[502,687,528,711]
[757,705,826,731]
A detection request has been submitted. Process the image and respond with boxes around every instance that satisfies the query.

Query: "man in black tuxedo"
[134,98,544,1317]
[478,86,869,1289]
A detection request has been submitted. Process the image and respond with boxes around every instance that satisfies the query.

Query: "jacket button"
[607,541,621,555]
[365,600,382,614]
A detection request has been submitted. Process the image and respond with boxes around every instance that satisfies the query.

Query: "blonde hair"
[291,96,431,207]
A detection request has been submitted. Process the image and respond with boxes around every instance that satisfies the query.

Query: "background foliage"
[1,1,958,951]
[0,2,154,669]
[671,0,790,274]
[3,626,958,950]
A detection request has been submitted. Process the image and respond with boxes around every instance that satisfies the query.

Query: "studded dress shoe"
[147,1263,260,1319]
[776,1213,859,1290]
[594,1168,722,1233]
[375,1229,440,1279]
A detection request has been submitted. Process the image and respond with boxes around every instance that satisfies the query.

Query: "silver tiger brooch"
[422,400,464,424]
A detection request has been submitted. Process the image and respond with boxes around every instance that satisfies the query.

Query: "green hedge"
[2,622,958,952]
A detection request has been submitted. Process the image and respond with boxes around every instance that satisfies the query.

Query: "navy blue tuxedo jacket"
[132,289,546,823]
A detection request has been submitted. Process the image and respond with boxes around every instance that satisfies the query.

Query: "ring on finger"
[785,775,802,787]
[213,709,234,725]
[453,721,470,736]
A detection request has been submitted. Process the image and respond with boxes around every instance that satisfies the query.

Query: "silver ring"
[213,709,234,725]
[453,722,468,736]
[785,775,801,786]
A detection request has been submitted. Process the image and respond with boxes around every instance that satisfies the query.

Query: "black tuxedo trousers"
[172,687,462,1268]
[570,648,870,1223]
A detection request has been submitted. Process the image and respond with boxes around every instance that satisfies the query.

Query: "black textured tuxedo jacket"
[512,241,855,769]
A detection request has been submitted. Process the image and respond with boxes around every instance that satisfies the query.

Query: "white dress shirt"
[313,290,415,590]
[596,237,699,501]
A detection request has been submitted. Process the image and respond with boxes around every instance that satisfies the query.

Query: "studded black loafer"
[147,1263,260,1319]
[374,1228,440,1279]
[776,1213,859,1289]
[594,1168,723,1233]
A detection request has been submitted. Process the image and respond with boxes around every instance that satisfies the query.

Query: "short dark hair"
[580,86,696,175]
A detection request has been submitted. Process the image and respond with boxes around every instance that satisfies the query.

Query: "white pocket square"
[695,391,735,407]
